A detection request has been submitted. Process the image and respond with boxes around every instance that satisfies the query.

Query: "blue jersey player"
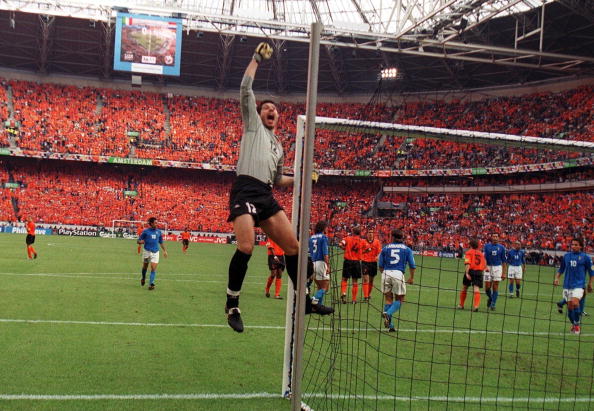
[137,217,168,290]
[483,233,507,310]
[378,229,416,332]
[553,238,593,335]
[506,241,526,298]
[308,221,330,306]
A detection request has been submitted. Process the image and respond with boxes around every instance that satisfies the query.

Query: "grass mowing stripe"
[0,394,591,403]
[1,318,591,336]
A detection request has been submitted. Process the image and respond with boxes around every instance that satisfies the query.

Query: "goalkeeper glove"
[253,42,273,63]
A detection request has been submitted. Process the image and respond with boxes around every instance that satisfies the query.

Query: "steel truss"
[0,0,593,73]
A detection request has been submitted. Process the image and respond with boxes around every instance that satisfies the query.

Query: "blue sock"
[384,303,390,313]
[558,298,567,306]
[314,289,326,305]
[579,297,586,313]
[568,309,579,325]
[492,291,499,306]
[141,268,147,279]
[516,284,521,291]
[387,301,401,316]
[149,271,156,285]
[486,288,492,298]
[509,283,514,293]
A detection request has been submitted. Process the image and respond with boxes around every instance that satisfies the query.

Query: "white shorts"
[142,250,160,264]
[313,260,329,281]
[563,288,584,301]
[382,270,406,296]
[484,265,502,282]
[507,265,523,279]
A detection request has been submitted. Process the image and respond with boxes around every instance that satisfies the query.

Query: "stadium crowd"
[2,79,592,170]
[1,158,591,252]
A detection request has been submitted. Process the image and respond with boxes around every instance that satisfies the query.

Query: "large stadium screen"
[113,13,182,76]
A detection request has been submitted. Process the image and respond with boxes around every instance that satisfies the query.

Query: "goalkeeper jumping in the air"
[224,42,334,332]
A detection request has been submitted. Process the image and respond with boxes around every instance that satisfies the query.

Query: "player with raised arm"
[309,221,330,306]
[339,226,363,304]
[553,238,593,335]
[379,229,416,332]
[458,238,486,312]
[361,228,381,302]
[506,240,526,298]
[181,228,191,254]
[25,217,38,259]
[137,217,168,290]
[224,42,333,333]
[483,233,507,311]
[264,238,285,299]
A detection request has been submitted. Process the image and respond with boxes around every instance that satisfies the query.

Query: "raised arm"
[240,43,273,131]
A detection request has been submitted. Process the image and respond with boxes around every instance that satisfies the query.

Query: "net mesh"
[298,118,594,410]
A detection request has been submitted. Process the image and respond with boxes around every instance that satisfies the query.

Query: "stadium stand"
[2,158,591,251]
[2,79,592,170]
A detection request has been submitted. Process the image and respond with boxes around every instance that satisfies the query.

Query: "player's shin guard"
[314,289,326,305]
[149,271,156,284]
[27,246,31,259]
[492,290,499,306]
[363,283,370,298]
[274,278,282,297]
[265,276,274,293]
[284,254,298,288]
[341,279,348,295]
[473,292,481,309]
[387,301,401,316]
[568,309,579,325]
[227,249,252,308]
[485,288,492,298]
[459,290,467,307]
[352,283,359,301]
[509,282,514,293]
[141,268,147,279]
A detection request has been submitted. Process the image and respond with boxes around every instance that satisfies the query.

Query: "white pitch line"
[1,318,591,336]
[0,393,591,403]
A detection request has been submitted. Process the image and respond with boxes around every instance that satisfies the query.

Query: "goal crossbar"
[307,115,594,153]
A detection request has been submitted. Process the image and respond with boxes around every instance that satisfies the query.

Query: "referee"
[225,42,333,333]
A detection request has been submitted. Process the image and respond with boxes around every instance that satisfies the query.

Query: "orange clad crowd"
[2,79,592,171]
[2,158,592,252]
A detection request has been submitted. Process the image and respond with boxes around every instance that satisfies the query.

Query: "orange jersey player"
[459,239,487,312]
[137,223,144,254]
[181,229,191,253]
[339,226,363,303]
[25,217,38,259]
[265,238,285,299]
[361,229,382,301]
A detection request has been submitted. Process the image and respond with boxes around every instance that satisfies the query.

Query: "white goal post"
[109,219,168,239]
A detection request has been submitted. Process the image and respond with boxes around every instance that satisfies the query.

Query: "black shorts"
[182,239,189,247]
[26,234,35,245]
[463,269,483,288]
[268,254,286,271]
[227,175,283,227]
[362,261,378,277]
[342,259,362,279]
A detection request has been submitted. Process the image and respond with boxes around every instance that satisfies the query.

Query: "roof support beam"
[100,20,113,79]
[216,34,234,90]
[37,14,54,74]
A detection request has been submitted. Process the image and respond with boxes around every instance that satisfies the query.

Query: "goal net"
[290,116,594,410]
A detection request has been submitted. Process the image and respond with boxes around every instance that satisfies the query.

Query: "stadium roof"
[0,0,593,94]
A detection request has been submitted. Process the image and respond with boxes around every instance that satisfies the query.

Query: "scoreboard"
[113,13,182,76]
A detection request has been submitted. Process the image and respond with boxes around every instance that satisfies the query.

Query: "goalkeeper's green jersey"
[236,74,284,186]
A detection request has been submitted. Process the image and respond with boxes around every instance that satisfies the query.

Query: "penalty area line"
[0,393,591,403]
[0,318,591,336]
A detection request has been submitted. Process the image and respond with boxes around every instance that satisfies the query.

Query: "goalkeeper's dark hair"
[391,229,404,242]
[469,238,479,249]
[314,220,328,234]
[147,217,157,224]
[257,99,277,114]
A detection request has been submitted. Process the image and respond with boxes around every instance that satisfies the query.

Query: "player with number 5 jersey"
[378,229,416,332]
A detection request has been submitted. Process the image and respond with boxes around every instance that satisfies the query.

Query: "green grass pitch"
[0,233,592,411]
